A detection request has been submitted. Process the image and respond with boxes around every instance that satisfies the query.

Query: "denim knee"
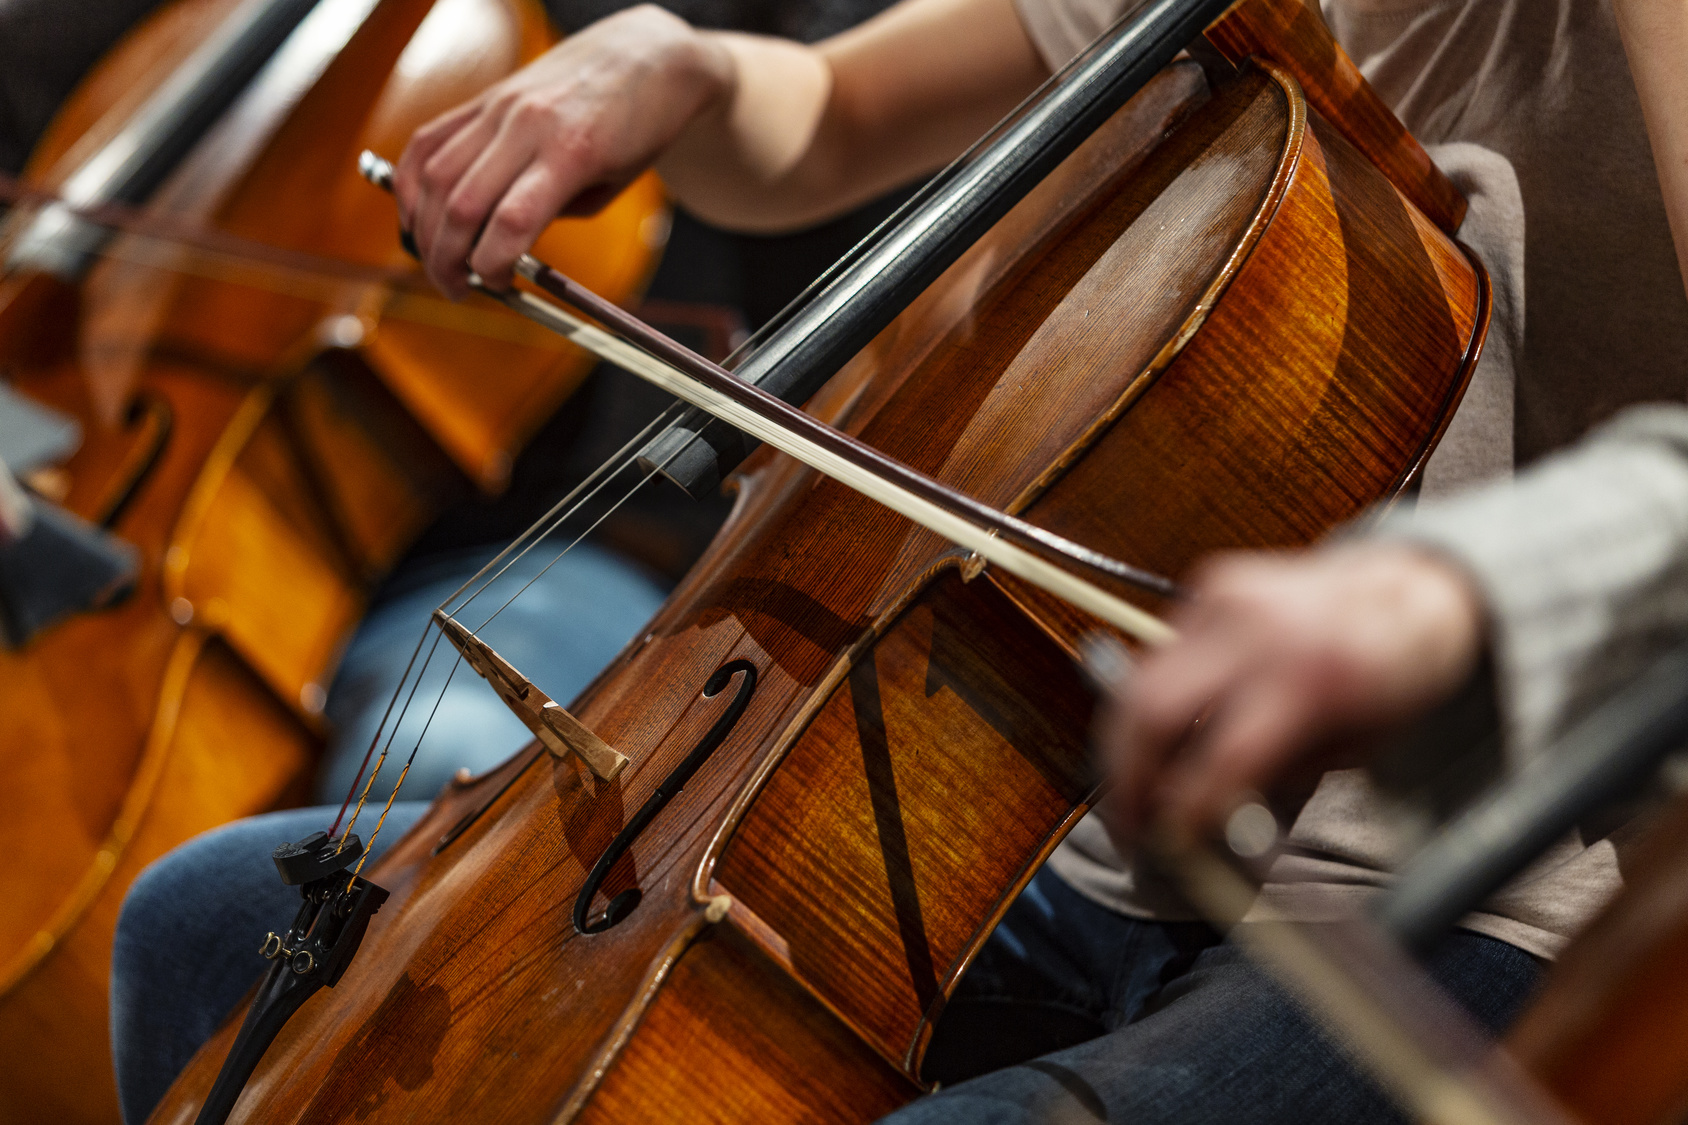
[110,805,428,1124]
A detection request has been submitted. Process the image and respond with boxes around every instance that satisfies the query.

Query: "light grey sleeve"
[1374,405,1688,767]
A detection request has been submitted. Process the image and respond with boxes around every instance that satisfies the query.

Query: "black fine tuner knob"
[272,831,364,886]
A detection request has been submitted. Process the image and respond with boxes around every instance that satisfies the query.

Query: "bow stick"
[358,154,1180,646]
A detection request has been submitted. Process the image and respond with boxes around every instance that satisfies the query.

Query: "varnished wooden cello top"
[148,2,1490,1119]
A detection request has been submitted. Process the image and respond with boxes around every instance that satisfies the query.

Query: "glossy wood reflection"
[151,5,1488,1121]
[717,572,1094,1070]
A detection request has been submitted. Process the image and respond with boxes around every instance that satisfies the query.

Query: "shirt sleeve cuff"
[1367,405,1688,771]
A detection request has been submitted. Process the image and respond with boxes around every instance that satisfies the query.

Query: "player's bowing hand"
[1095,542,1487,849]
[394,4,732,298]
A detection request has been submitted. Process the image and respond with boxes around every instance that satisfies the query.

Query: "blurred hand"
[393,5,732,298]
[1096,542,1486,849]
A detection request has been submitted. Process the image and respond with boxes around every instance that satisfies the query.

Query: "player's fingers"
[393,98,484,226]
[420,122,547,297]
[1154,677,1317,840]
[468,159,599,289]
[1110,632,1253,833]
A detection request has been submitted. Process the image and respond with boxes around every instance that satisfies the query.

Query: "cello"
[0,0,666,1120]
[149,0,1490,1120]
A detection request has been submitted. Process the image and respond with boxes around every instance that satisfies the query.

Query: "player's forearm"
[652,33,837,232]
[659,0,1049,231]
[1615,0,1688,300]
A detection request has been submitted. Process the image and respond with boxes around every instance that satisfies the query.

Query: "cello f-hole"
[92,393,173,528]
[574,659,758,935]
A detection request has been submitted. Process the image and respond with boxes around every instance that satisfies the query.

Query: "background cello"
[149,0,1492,1120]
[0,0,666,1119]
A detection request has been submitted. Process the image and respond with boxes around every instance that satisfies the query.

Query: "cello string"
[331,434,659,837]
[437,401,684,619]
[334,402,691,845]
[485,276,1178,644]
[325,369,690,836]
[327,619,435,837]
[518,257,1181,600]
[468,456,668,633]
[344,437,691,858]
[346,654,466,876]
[334,628,453,845]
[327,407,681,837]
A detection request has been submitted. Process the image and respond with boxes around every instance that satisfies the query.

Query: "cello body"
[0,0,665,1120]
[1507,791,1688,1125]
[153,7,1489,1119]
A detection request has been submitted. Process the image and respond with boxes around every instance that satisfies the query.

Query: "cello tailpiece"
[194,831,389,1125]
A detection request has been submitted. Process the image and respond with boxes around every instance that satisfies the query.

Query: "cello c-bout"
[154,3,1487,1121]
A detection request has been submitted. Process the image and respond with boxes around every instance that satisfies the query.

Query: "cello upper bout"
[1206,0,1467,234]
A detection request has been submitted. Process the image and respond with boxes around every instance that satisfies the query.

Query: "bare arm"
[393,0,1047,297]
[663,0,1050,231]
[1615,0,1688,301]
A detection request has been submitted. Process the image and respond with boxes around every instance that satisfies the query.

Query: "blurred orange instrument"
[0,0,666,1120]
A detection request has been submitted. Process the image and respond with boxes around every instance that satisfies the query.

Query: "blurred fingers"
[394,98,483,226]
[467,161,585,289]
[1110,627,1251,832]
[1155,676,1316,840]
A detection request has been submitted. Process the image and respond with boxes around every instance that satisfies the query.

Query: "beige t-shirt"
[1015,0,1688,959]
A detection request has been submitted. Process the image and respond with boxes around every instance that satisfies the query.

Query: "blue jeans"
[110,804,430,1125]
[896,868,1544,1123]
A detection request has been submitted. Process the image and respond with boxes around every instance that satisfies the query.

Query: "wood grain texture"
[1207,0,1467,234]
[715,571,1093,1072]
[1024,63,1482,607]
[152,56,1484,1125]
[579,926,918,1125]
